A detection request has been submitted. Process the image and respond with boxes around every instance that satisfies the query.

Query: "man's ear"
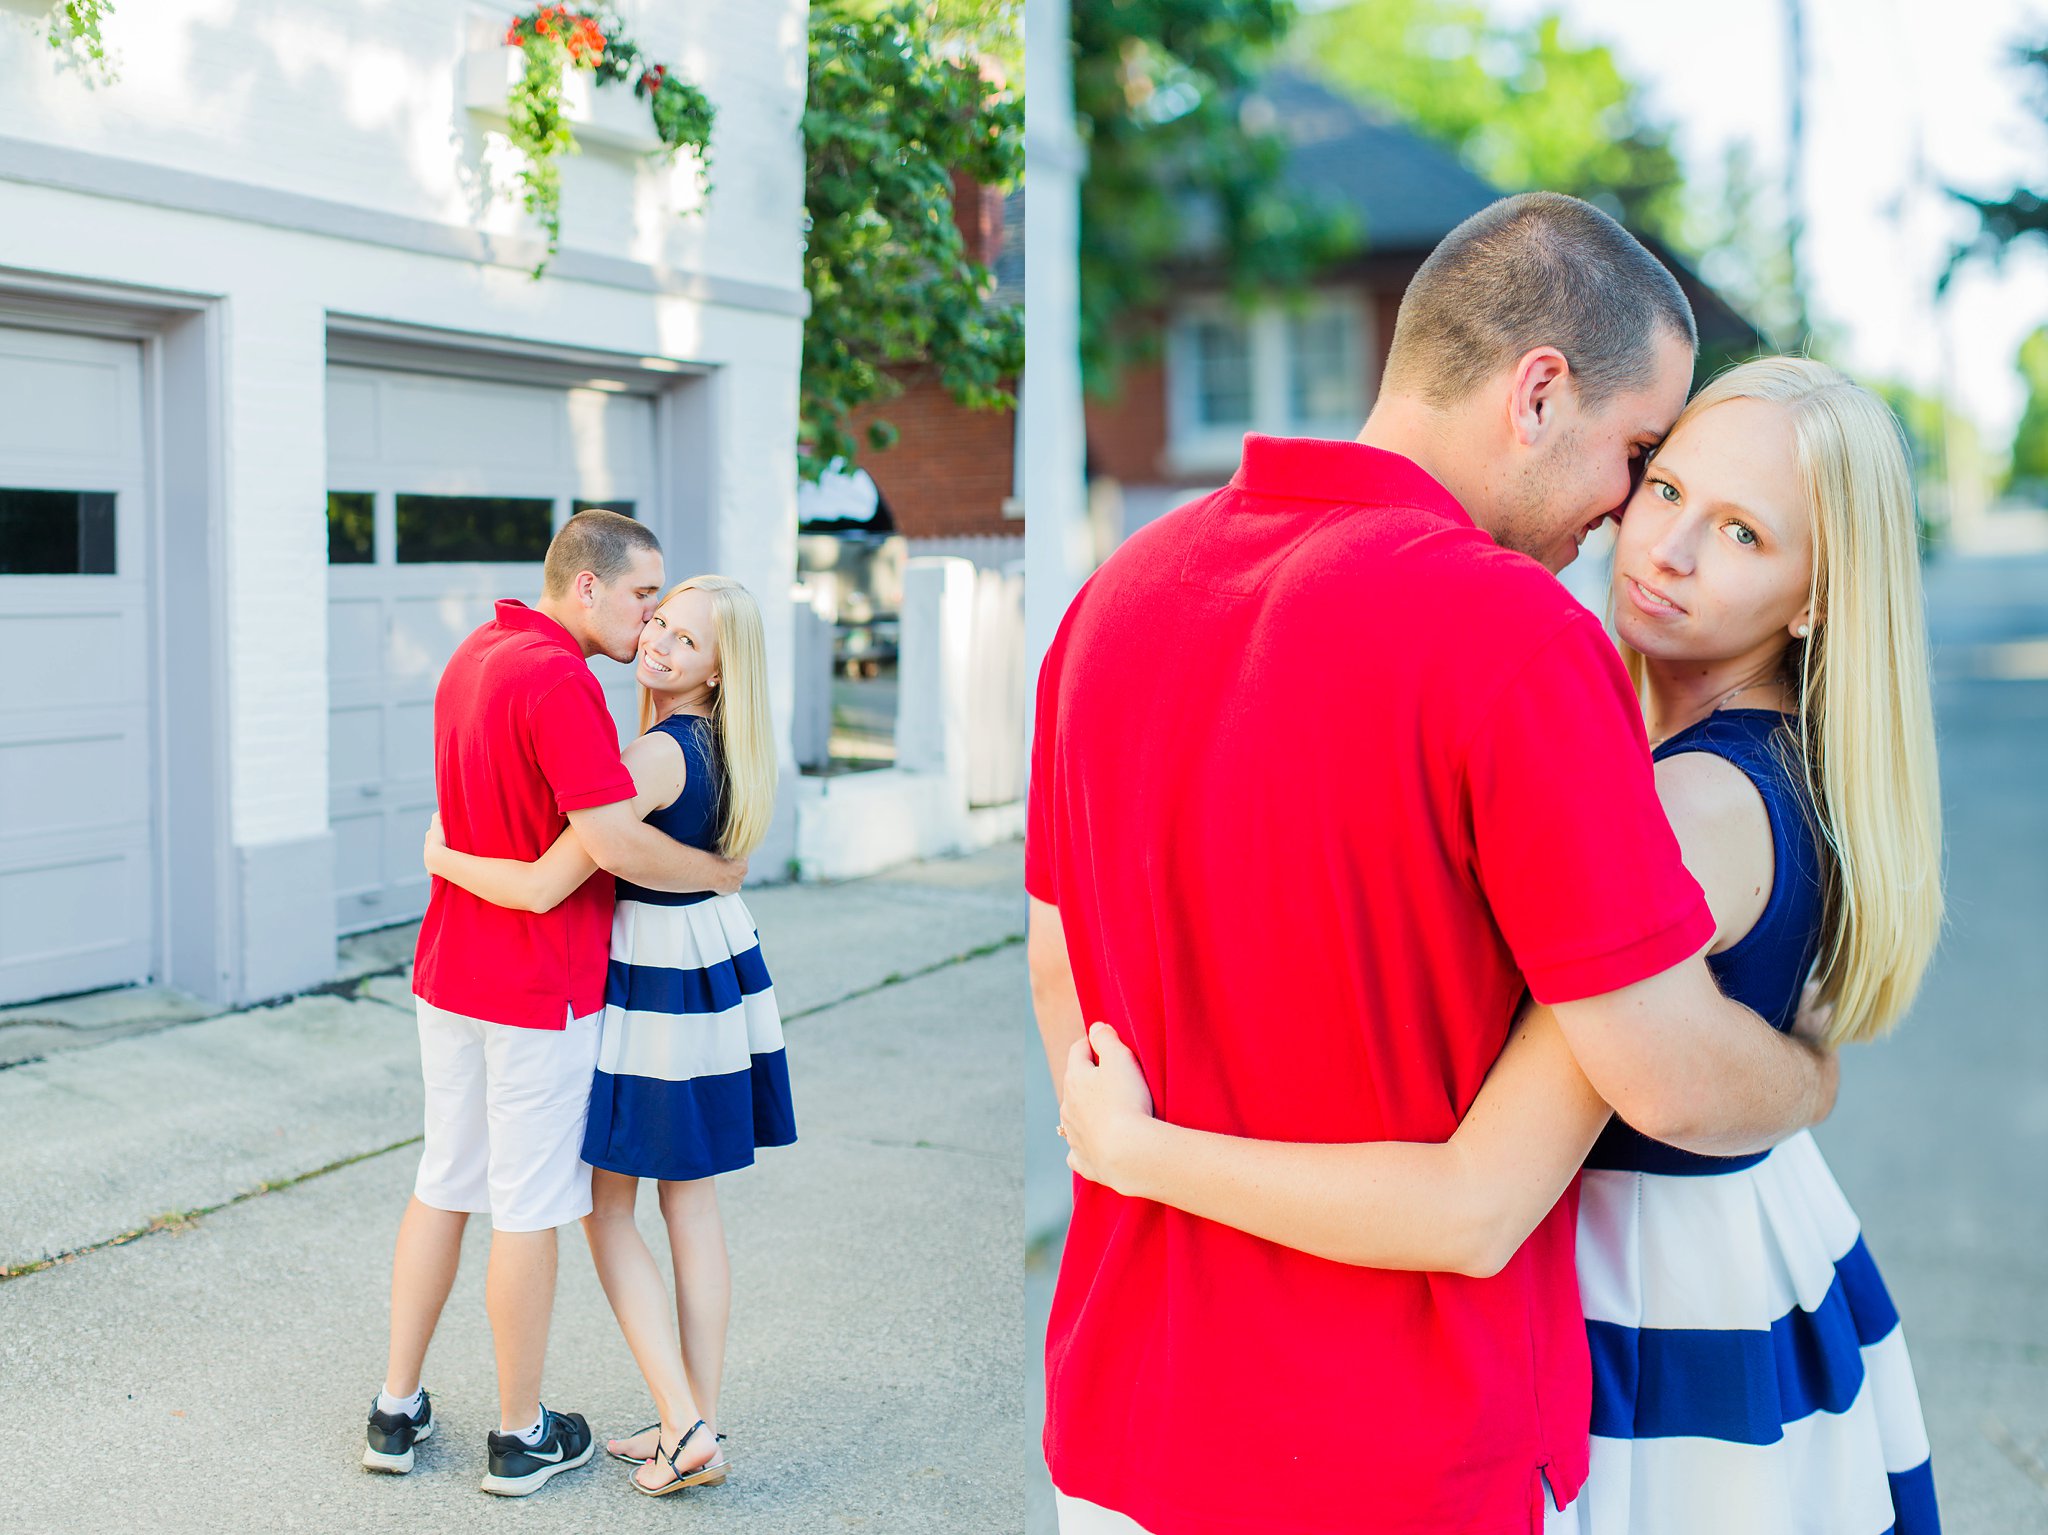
[1508,347,1572,448]
[574,570,599,607]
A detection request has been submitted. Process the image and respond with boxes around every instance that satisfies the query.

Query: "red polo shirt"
[1029,437,1713,1535]
[412,600,636,1030]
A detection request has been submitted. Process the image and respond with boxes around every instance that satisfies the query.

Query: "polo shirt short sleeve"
[1465,608,1714,1003]
[1025,608,1072,906]
[532,675,643,813]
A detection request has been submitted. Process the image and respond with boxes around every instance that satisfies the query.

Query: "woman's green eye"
[1654,480,1679,503]
[1726,523,1757,546]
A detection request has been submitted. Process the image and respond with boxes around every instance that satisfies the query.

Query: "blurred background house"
[1083,70,1768,577]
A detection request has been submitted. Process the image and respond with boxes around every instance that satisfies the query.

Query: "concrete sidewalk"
[0,844,1027,1533]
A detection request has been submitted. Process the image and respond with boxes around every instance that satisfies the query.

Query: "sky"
[1299,0,2048,452]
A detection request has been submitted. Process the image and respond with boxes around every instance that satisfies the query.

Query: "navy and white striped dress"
[581,711,796,1181]
[1548,710,1938,1535]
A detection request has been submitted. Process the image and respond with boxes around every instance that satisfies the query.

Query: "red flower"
[562,14,603,62]
[505,22,521,44]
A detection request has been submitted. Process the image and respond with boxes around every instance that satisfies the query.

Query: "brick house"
[834,182,1023,565]
[1086,70,1767,546]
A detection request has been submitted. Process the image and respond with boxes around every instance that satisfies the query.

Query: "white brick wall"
[0,1,804,287]
[0,0,807,850]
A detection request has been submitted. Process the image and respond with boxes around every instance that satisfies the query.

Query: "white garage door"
[326,365,656,935]
[0,327,154,1004]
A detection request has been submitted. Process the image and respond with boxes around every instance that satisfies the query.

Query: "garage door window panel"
[395,494,553,563]
[327,491,375,564]
[0,488,116,575]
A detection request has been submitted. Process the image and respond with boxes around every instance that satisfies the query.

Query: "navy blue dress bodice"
[613,711,724,908]
[1584,709,1828,1176]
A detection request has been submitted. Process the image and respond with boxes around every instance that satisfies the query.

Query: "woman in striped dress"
[1058,359,1943,1534]
[426,574,791,1497]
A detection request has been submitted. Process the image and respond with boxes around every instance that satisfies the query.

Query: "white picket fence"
[789,583,835,773]
[790,554,1027,878]
[965,563,1026,807]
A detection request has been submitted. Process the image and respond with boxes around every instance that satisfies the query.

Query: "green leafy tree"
[1296,0,1686,245]
[1867,377,1970,553]
[1687,141,1807,353]
[2004,326,2048,496]
[1073,0,1355,393]
[1948,45,2048,287]
[801,1,1023,482]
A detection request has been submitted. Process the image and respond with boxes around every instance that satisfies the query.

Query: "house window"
[572,500,636,518]
[395,495,553,563]
[327,492,375,564]
[1167,294,1371,473]
[1288,309,1359,429]
[1188,317,1254,430]
[0,488,116,575]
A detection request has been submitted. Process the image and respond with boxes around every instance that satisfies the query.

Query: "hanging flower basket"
[471,5,715,277]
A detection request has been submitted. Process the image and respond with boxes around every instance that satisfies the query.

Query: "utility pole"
[1783,0,1813,347]
[1023,0,1090,675]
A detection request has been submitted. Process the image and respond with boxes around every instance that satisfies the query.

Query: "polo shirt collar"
[1230,434,1471,525]
[494,598,584,657]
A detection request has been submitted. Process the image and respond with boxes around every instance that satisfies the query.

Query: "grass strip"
[782,931,1024,1024]
[0,1134,423,1284]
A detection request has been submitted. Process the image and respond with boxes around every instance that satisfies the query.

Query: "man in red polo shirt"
[1028,194,1839,1534]
[364,510,743,1497]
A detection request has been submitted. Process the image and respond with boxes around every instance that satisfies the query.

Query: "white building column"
[1023,0,1090,681]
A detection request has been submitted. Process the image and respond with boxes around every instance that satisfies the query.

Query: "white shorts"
[412,997,601,1233]
[1055,1492,1156,1534]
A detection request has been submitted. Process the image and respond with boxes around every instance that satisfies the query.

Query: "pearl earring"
[1795,623,1811,639]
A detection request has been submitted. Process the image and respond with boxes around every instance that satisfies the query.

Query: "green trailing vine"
[12,0,118,84]
[502,5,714,277]
[800,2,1023,481]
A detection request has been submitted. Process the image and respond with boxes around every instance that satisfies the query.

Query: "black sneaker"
[480,1405,594,1496]
[363,1390,434,1473]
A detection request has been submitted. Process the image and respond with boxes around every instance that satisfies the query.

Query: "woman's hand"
[1059,1023,1157,1197]
[423,812,447,874]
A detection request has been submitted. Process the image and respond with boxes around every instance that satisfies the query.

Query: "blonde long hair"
[638,575,777,860]
[1621,357,1943,1044]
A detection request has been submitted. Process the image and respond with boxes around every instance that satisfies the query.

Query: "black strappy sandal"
[631,1419,729,1497]
[609,1422,727,1465]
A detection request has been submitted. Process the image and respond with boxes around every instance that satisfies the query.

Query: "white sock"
[512,1412,547,1446]
[377,1386,424,1418]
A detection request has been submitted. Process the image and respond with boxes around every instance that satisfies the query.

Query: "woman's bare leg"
[580,1169,714,1487]
[659,1176,732,1437]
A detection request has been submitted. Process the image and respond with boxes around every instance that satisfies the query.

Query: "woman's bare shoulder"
[1653,749,1774,951]
[622,725,687,811]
